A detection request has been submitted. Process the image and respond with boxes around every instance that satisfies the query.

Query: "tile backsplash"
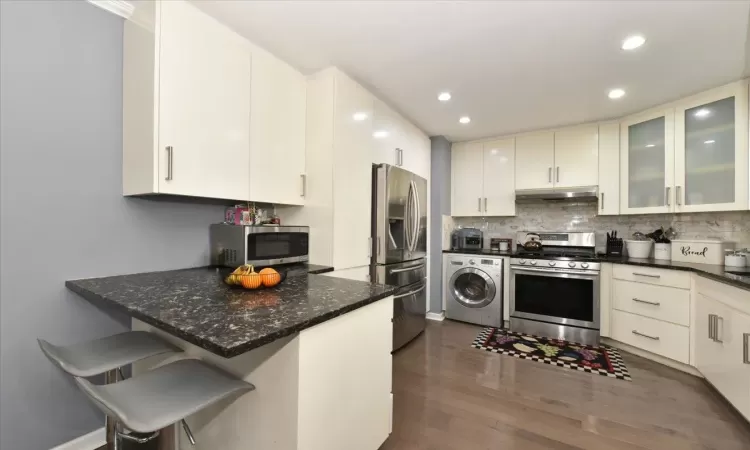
[453,201,750,252]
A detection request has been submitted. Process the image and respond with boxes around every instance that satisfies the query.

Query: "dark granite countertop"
[442,249,750,291]
[66,267,394,358]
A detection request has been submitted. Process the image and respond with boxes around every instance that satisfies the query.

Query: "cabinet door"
[482,139,515,216]
[620,110,675,214]
[402,123,430,180]
[451,142,484,216]
[372,98,402,167]
[332,73,374,269]
[727,308,750,420]
[553,125,598,188]
[695,293,724,386]
[249,50,306,205]
[515,132,554,190]
[597,123,620,215]
[157,0,251,200]
[674,81,749,212]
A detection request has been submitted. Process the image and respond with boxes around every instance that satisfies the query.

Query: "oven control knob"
[518,259,526,264]
[469,259,476,265]
[568,262,576,268]
[581,262,590,269]
[530,260,538,266]
[548,261,556,266]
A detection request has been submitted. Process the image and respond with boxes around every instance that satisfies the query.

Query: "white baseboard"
[602,338,702,377]
[426,311,445,321]
[50,427,105,450]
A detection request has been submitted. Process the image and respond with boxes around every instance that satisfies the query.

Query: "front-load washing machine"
[444,254,503,327]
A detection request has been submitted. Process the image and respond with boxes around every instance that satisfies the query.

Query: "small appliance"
[444,254,503,327]
[371,164,428,351]
[210,224,309,268]
[451,228,483,251]
[509,231,601,345]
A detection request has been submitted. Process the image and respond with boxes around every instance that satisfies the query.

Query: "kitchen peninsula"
[66,267,396,450]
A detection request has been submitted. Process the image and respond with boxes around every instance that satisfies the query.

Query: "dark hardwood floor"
[381,320,750,450]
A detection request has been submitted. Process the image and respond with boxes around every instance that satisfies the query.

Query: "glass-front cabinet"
[620,109,675,214]
[620,80,749,215]
[674,82,749,212]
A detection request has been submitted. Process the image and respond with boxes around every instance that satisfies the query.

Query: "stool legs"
[104,369,119,450]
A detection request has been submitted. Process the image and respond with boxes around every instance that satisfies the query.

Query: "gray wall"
[0,2,226,449]
[429,136,451,313]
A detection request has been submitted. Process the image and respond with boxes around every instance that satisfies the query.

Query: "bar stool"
[75,358,255,449]
[38,331,187,448]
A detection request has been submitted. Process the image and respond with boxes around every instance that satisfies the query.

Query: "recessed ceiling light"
[704,140,715,144]
[608,89,625,99]
[438,92,452,102]
[352,112,368,121]
[694,109,711,118]
[373,130,389,138]
[646,144,655,148]
[622,35,646,50]
[459,116,471,124]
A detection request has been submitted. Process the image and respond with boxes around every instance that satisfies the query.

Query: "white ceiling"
[192,0,750,142]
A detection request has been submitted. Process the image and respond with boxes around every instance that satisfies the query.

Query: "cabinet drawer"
[612,265,690,289]
[612,280,690,326]
[611,310,690,364]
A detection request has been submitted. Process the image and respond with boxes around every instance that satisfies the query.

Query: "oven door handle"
[511,267,598,277]
[394,284,426,299]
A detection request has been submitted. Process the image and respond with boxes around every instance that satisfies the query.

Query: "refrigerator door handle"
[411,180,420,252]
[404,182,414,252]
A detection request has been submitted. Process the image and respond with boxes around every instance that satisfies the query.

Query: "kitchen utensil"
[521,233,543,251]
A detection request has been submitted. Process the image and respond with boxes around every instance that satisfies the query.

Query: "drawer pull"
[708,314,715,340]
[715,316,724,343]
[633,298,660,306]
[743,333,750,365]
[632,272,660,279]
[632,330,660,341]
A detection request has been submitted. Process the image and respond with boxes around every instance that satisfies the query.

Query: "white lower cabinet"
[612,279,690,326]
[695,292,750,421]
[611,309,690,364]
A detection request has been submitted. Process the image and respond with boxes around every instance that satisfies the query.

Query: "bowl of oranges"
[225,265,285,290]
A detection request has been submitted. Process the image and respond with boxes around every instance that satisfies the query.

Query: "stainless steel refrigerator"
[371,163,427,351]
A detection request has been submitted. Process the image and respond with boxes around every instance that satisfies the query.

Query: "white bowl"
[625,240,653,259]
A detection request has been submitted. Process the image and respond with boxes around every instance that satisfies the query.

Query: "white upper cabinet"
[515,132,555,190]
[451,142,484,216]
[674,81,749,212]
[553,125,598,188]
[372,99,430,180]
[620,109,676,214]
[482,139,516,216]
[124,0,252,200]
[597,123,620,215]
[248,49,307,206]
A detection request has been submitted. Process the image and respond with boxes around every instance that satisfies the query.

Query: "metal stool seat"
[38,331,180,377]
[76,358,255,434]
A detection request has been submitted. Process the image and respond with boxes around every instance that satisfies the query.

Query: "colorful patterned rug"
[472,327,632,381]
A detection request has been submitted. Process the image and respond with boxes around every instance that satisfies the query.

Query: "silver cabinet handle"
[368,237,372,258]
[478,197,481,212]
[708,314,715,340]
[391,264,425,273]
[484,197,487,212]
[632,272,660,278]
[715,316,724,343]
[556,166,560,183]
[601,193,604,210]
[300,174,306,197]
[548,167,552,183]
[665,186,670,207]
[676,186,682,206]
[400,148,404,166]
[394,284,426,299]
[632,330,660,341]
[377,237,381,256]
[633,298,660,306]
[165,146,173,181]
[743,333,750,364]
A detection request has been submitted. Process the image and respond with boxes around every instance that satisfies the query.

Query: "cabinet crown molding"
[86,0,134,19]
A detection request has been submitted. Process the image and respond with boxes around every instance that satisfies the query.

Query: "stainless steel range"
[510,231,601,346]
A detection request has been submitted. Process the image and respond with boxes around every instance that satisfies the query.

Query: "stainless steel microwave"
[210,224,309,267]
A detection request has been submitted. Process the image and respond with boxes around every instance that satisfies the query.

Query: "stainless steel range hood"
[515,186,599,203]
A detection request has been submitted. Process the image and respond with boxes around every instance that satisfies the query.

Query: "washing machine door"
[449,267,497,308]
